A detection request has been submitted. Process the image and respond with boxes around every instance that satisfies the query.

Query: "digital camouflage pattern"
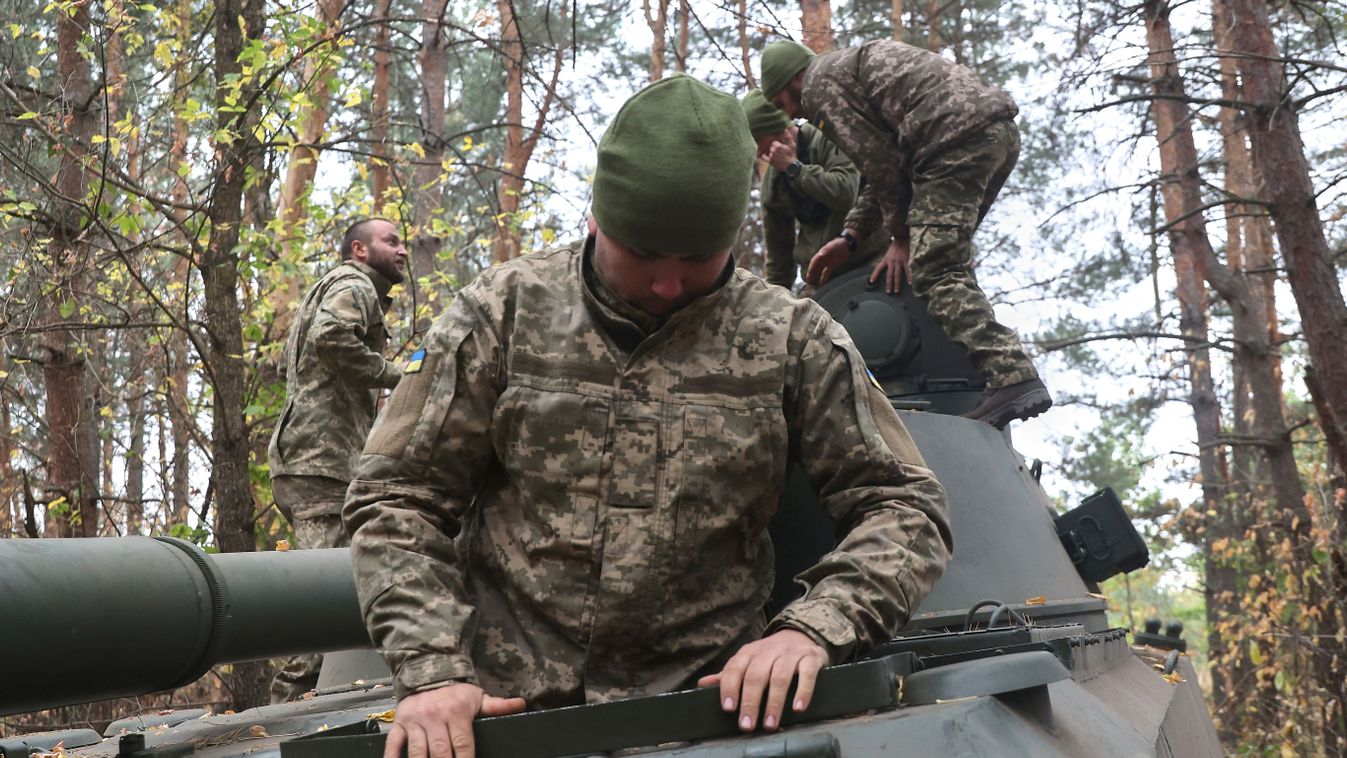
[801,40,1038,387]
[761,123,886,289]
[268,259,402,519]
[345,239,952,706]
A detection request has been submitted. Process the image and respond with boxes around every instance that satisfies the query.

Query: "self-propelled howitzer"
[0,268,1221,757]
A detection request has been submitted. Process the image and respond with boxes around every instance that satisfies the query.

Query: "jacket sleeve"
[842,183,886,243]
[762,192,799,289]
[309,281,401,389]
[792,137,860,213]
[343,297,501,698]
[767,311,952,662]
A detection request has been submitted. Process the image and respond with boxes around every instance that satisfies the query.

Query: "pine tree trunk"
[1141,3,1241,736]
[892,0,904,41]
[737,0,755,87]
[1218,0,1347,478]
[410,0,448,320]
[800,0,835,53]
[675,0,689,72]
[44,0,100,538]
[644,0,668,81]
[205,0,268,711]
[1211,0,1275,738]
[274,0,345,230]
[492,1,564,265]
[924,0,942,52]
[370,0,393,212]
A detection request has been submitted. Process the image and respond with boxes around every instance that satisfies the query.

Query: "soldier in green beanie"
[760,38,1052,429]
[740,88,886,295]
[346,74,951,758]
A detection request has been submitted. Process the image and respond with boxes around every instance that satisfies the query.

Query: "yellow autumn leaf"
[344,89,361,108]
[275,539,291,552]
[366,709,396,722]
[1024,595,1047,606]
[408,142,426,159]
[27,65,40,80]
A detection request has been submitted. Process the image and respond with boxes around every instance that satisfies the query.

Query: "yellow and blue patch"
[403,347,426,374]
[866,368,883,391]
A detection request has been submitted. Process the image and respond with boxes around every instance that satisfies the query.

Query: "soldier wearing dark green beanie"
[593,74,754,258]
[759,37,1053,429]
[345,73,952,758]
[740,88,886,294]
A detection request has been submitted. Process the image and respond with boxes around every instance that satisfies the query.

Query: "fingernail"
[794,698,805,711]
[765,715,777,729]
[723,697,734,711]
[740,715,752,730]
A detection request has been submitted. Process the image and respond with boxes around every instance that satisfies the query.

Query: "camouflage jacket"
[345,239,951,706]
[268,260,401,492]
[762,123,887,288]
[800,40,1017,241]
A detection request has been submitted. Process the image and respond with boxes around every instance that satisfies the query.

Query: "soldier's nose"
[650,273,684,302]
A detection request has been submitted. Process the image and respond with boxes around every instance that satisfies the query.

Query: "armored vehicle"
[0,268,1221,757]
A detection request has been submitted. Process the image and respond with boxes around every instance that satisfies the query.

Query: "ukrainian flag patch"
[866,367,883,391]
[403,348,426,374]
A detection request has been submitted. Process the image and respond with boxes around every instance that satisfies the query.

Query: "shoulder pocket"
[364,312,475,463]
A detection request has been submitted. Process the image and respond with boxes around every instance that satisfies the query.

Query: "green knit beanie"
[592,74,755,257]
[740,89,790,140]
[760,40,815,99]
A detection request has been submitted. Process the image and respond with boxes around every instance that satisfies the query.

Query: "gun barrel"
[0,536,369,716]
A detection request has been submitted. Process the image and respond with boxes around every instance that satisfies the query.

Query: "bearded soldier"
[267,217,407,702]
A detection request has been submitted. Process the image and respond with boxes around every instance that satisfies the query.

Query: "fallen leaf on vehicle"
[1025,595,1047,605]
[367,709,396,722]
[276,539,291,552]
[1162,672,1185,684]
[249,725,268,738]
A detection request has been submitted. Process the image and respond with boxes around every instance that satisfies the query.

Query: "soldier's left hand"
[765,141,797,172]
[805,237,852,286]
[697,629,828,733]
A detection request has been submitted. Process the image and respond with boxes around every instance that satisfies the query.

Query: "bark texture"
[204,0,268,710]
[491,0,564,264]
[801,0,835,53]
[43,0,100,538]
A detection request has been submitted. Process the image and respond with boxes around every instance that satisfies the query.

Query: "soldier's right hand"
[384,683,526,758]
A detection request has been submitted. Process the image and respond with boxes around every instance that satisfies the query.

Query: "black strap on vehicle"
[280,652,916,758]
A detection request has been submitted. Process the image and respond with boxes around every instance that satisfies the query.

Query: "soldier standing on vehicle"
[740,88,886,295]
[344,74,952,758]
[267,217,407,703]
[760,39,1051,428]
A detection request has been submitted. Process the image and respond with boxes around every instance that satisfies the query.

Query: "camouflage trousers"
[907,119,1038,389]
[269,475,350,704]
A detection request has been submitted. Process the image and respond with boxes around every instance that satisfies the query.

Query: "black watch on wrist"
[838,230,859,252]
[785,160,804,179]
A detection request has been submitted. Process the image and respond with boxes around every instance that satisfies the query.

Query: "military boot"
[963,378,1052,428]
